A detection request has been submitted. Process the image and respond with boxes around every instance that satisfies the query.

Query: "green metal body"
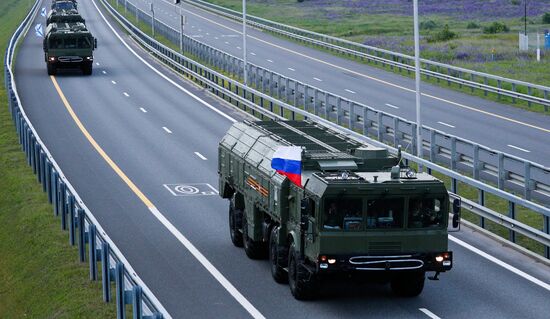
[218,120,453,279]
[47,9,85,26]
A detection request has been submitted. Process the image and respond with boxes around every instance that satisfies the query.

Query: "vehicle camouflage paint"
[218,120,460,299]
[43,22,97,75]
[47,9,85,26]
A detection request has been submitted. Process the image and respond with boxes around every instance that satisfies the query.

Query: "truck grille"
[349,256,424,271]
[368,242,401,254]
[58,56,83,63]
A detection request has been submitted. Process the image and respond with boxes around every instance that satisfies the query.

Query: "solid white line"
[111,80,117,84]
[93,3,264,318]
[250,52,256,56]
[267,59,273,63]
[385,103,399,109]
[194,152,207,160]
[123,92,130,97]
[449,235,550,291]
[313,77,322,82]
[139,107,147,113]
[287,67,295,71]
[102,70,107,74]
[507,144,530,153]
[162,126,172,133]
[437,121,455,128]
[345,89,356,94]
[419,308,441,319]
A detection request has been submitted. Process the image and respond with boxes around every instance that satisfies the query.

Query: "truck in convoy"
[46,9,85,25]
[51,0,77,11]
[218,120,460,299]
[43,22,97,75]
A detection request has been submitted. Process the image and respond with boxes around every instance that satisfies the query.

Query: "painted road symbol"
[163,183,219,197]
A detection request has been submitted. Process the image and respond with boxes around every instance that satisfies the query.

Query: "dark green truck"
[218,120,460,299]
[46,9,85,26]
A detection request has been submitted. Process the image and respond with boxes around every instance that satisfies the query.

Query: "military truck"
[43,22,97,75]
[51,0,77,11]
[218,120,460,299]
[46,9,85,25]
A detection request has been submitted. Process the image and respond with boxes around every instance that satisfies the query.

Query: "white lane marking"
[385,103,399,109]
[198,28,202,32]
[191,35,203,38]
[313,77,322,82]
[162,126,172,134]
[206,32,209,36]
[96,62,100,66]
[449,235,550,292]
[94,1,262,316]
[194,152,208,160]
[250,52,256,56]
[287,67,295,71]
[102,70,107,74]
[224,41,229,44]
[507,144,531,153]
[214,36,218,40]
[191,25,195,28]
[419,308,441,319]
[236,46,241,49]
[111,80,117,84]
[139,107,147,113]
[123,92,130,97]
[345,89,356,94]
[437,121,455,128]
[267,59,273,63]
[178,5,550,134]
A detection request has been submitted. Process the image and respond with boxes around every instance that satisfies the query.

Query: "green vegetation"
[0,0,116,317]
[543,12,550,24]
[483,21,510,34]
[427,24,458,42]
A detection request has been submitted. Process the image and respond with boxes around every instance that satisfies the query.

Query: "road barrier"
[4,1,170,318]
[104,0,550,258]
[182,0,550,112]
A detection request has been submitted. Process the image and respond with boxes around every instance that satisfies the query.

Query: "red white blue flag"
[271,146,302,187]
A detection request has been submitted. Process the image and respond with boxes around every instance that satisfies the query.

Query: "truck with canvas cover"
[47,9,85,26]
[43,22,97,75]
[218,120,460,299]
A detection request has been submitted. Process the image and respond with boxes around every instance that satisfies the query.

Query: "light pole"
[150,1,155,37]
[242,0,248,86]
[180,7,186,53]
[524,0,527,36]
[413,0,422,171]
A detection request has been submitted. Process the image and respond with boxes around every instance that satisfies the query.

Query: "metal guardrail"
[119,0,550,207]
[105,0,550,258]
[183,0,550,111]
[4,1,169,318]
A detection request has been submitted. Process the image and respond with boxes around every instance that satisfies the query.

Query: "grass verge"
[0,0,117,317]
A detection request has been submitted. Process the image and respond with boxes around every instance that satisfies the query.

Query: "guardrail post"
[484,77,488,96]
[362,107,368,136]
[498,153,505,190]
[470,74,475,92]
[68,195,76,245]
[336,97,342,125]
[57,181,65,218]
[39,151,45,186]
[102,242,111,302]
[393,117,399,147]
[524,162,532,200]
[45,161,52,203]
[348,102,355,130]
[511,83,516,103]
[508,201,516,243]
[544,216,549,259]
[61,185,68,231]
[544,90,548,112]
[78,209,86,262]
[473,144,480,180]
[527,87,532,108]
[51,171,58,213]
[89,224,97,280]
[132,286,143,319]
[497,80,501,100]
[429,130,436,163]
[478,189,485,228]
[377,112,383,141]
[116,262,126,319]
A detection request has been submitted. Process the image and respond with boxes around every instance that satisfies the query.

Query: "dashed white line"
[250,52,256,56]
[191,25,195,28]
[313,77,322,82]
[287,67,295,71]
[139,107,147,113]
[437,121,455,128]
[123,92,130,97]
[95,62,100,66]
[194,152,208,160]
[385,103,399,109]
[162,127,172,134]
[236,46,241,49]
[267,59,273,63]
[345,89,356,94]
[507,144,531,153]
[102,70,107,74]
[225,41,230,44]
[206,32,209,36]
[111,80,117,84]
[419,308,441,319]
[214,36,218,40]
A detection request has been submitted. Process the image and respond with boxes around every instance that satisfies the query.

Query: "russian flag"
[271,146,302,187]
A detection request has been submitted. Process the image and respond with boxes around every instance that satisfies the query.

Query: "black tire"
[47,62,56,76]
[269,226,287,283]
[81,62,92,75]
[228,200,243,247]
[288,242,318,300]
[390,271,425,297]
[242,213,266,259]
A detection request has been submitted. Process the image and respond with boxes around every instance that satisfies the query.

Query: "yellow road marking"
[180,2,550,134]
[50,76,155,208]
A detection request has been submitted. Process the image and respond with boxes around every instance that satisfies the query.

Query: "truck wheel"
[228,201,243,247]
[390,271,425,297]
[47,63,56,76]
[242,213,266,259]
[81,62,92,75]
[288,242,318,300]
[269,226,287,283]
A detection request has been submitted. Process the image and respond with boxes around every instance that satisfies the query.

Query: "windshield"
[323,197,362,231]
[49,37,91,49]
[366,198,404,229]
[408,197,445,228]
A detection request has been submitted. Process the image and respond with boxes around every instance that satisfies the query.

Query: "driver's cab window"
[408,198,444,228]
[323,198,362,231]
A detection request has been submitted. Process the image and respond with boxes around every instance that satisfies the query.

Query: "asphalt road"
[127,0,550,166]
[13,0,550,318]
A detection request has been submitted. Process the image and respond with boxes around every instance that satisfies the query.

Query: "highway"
[13,0,550,318]
[127,0,550,166]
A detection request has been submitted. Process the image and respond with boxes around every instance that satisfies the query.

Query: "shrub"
[483,22,509,34]
[466,22,480,29]
[420,20,437,30]
[427,24,458,43]
[543,12,550,24]
[511,0,520,5]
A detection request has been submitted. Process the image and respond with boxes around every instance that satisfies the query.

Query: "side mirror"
[451,198,461,229]
[94,38,97,49]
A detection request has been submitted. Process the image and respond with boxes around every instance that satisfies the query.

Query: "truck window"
[64,38,77,49]
[323,198,362,231]
[408,198,444,228]
[50,38,63,49]
[366,198,404,229]
[77,37,91,49]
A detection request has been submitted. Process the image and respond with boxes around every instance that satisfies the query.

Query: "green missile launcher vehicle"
[46,9,85,25]
[43,22,97,75]
[218,120,460,299]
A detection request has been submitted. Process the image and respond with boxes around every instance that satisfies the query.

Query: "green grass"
[0,0,117,317]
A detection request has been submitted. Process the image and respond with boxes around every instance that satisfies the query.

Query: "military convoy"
[43,0,96,75]
[218,120,460,299]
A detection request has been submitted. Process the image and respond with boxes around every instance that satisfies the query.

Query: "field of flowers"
[205,0,550,86]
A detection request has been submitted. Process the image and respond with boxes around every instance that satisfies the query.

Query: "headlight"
[435,256,444,262]
[328,258,336,264]
[48,56,56,62]
[86,56,93,60]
